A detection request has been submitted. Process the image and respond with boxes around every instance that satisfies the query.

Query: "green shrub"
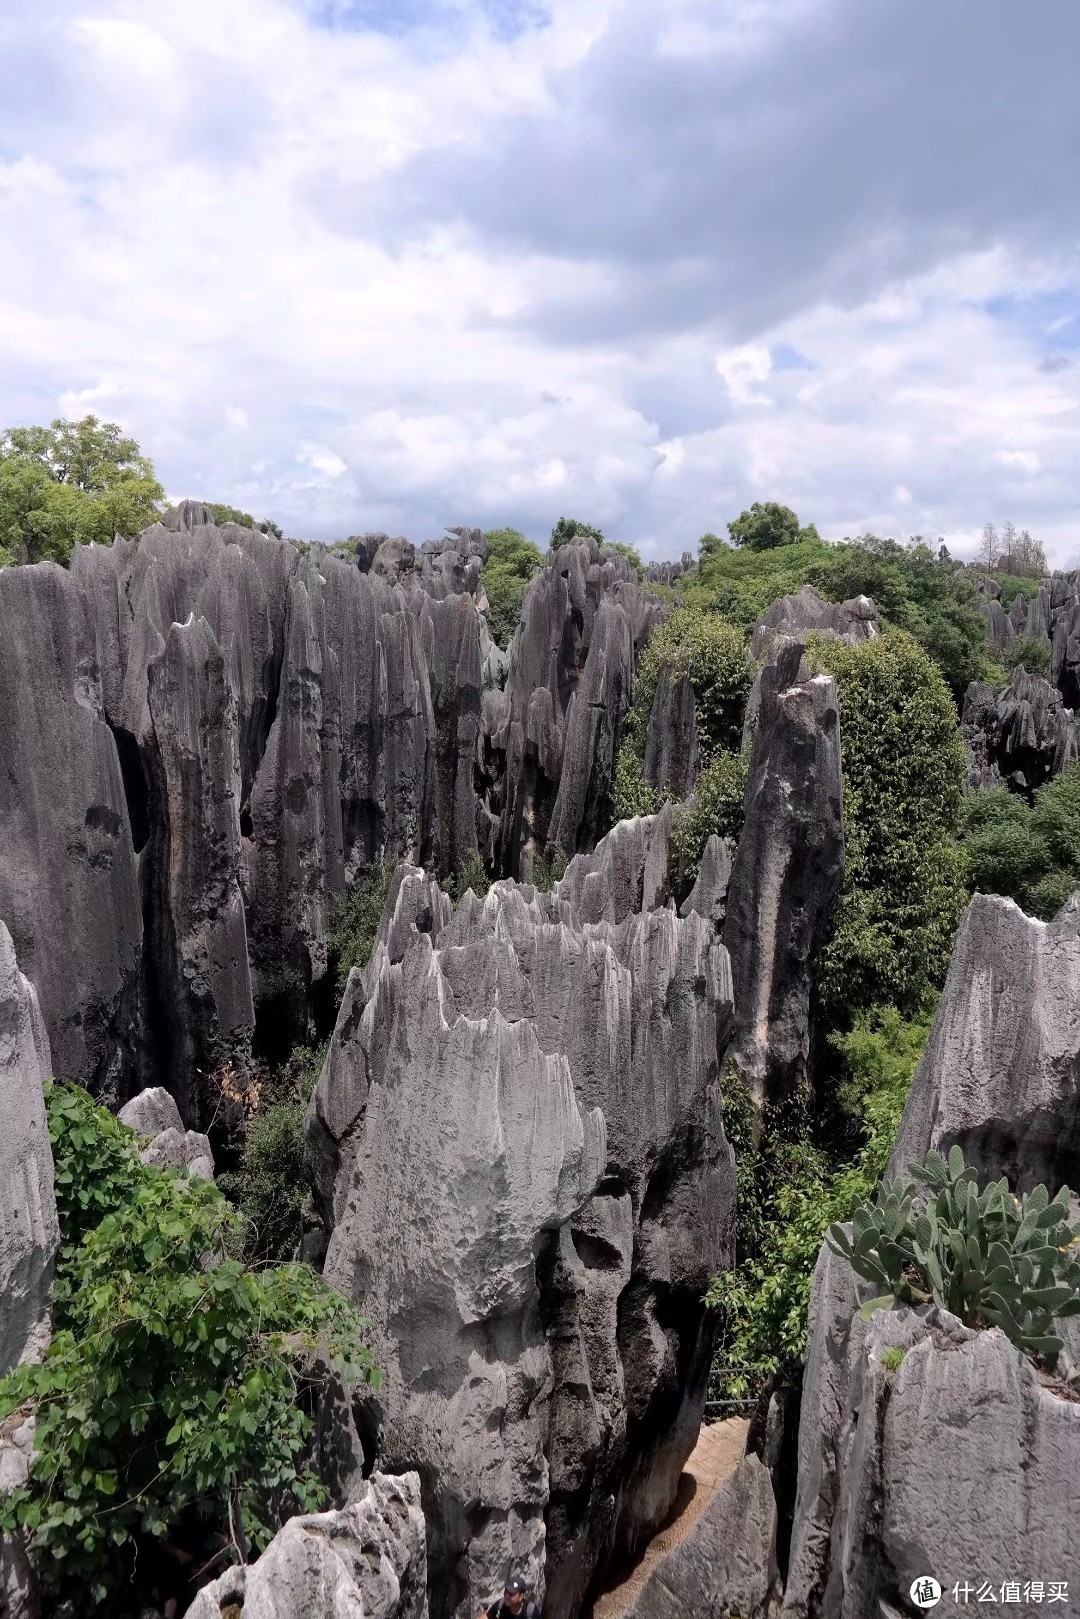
[882,1345,906,1372]
[994,572,1042,611]
[481,527,544,647]
[706,1006,930,1400]
[808,632,968,1027]
[628,607,751,763]
[447,848,489,902]
[611,743,661,821]
[0,1084,376,1608]
[675,752,748,888]
[828,1145,1080,1365]
[328,860,396,995]
[532,846,568,892]
[961,765,1080,919]
[1006,634,1051,677]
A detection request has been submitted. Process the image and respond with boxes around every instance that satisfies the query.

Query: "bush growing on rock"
[809,631,968,1028]
[675,752,748,885]
[1006,633,1052,677]
[827,1144,1080,1365]
[708,1006,931,1400]
[328,860,397,995]
[0,1083,376,1609]
[550,514,604,546]
[628,606,751,760]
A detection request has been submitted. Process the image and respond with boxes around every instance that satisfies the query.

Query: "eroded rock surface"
[889,892,1080,1191]
[962,669,1079,793]
[723,641,844,1106]
[118,1086,214,1180]
[784,1247,1080,1617]
[308,814,735,1619]
[185,1470,428,1619]
[0,921,59,1376]
[749,585,877,661]
[623,1455,780,1619]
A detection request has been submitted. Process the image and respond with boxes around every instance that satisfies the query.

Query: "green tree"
[603,540,644,578]
[550,515,604,547]
[961,765,1080,919]
[0,416,163,565]
[727,501,819,552]
[0,1083,376,1609]
[809,632,968,1026]
[481,527,544,647]
[1005,635,1051,678]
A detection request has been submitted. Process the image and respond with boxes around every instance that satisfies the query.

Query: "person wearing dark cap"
[479,1575,542,1619]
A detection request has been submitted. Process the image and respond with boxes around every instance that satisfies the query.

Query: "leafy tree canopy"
[0,415,164,566]
[727,501,819,552]
[961,765,1080,920]
[481,527,545,648]
[550,515,604,547]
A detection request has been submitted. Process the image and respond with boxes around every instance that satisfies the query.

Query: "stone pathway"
[592,1417,749,1619]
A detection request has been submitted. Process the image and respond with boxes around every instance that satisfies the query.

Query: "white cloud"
[0,0,1078,562]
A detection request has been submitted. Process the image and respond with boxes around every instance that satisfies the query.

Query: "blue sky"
[2,0,1079,560]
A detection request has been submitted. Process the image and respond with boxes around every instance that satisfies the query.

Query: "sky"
[2,0,1079,562]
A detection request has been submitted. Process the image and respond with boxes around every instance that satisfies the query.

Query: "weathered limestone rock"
[1,1409,38,1619]
[961,669,1079,792]
[723,641,844,1106]
[0,562,142,1097]
[308,815,735,1619]
[623,1455,780,1619]
[487,539,663,878]
[679,836,733,930]
[889,893,1080,1191]
[185,1471,428,1619]
[0,922,58,1375]
[784,1251,1080,1617]
[146,616,254,1116]
[643,665,699,801]
[118,1086,214,1180]
[749,585,877,661]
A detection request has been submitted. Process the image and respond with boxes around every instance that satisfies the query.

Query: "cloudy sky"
[2,0,1079,561]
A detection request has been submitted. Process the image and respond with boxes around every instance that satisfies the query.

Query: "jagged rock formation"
[679,836,733,930]
[783,1245,1080,1617]
[0,921,59,1376]
[622,1455,780,1619]
[118,1086,214,1179]
[723,641,844,1106]
[479,538,663,879]
[307,814,735,1619]
[962,669,1080,792]
[642,666,700,801]
[889,892,1080,1192]
[749,585,877,662]
[644,553,697,586]
[186,1471,428,1619]
[0,514,657,1116]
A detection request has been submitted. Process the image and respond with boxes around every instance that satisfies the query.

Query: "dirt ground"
[592,1417,749,1619]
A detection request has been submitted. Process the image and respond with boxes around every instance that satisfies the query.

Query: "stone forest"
[3,499,1080,1618]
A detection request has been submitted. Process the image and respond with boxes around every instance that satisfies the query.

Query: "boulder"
[749,585,878,661]
[889,892,1080,1192]
[118,1087,214,1180]
[784,1252,1080,1617]
[622,1455,780,1619]
[723,641,844,1106]
[0,922,58,1375]
[307,814,735,1619]
[185,1471,428,1619]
